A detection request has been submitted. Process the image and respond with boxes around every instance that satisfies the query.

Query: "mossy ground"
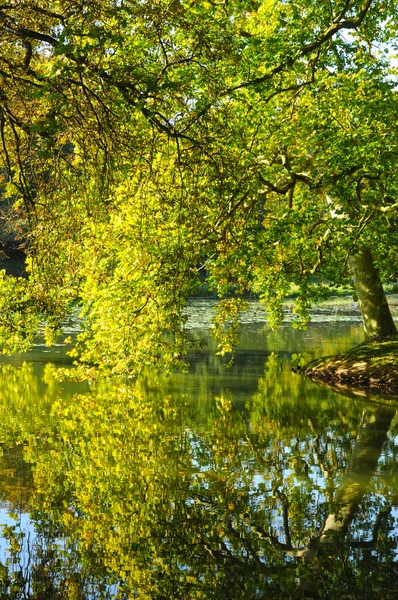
[301,338,398,391]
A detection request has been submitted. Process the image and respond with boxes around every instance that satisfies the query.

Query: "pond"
[0,298,397,599]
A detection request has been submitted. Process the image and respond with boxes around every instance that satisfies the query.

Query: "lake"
[0,298,397,599]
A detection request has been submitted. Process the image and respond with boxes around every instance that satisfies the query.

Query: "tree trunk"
[348,246,397,339]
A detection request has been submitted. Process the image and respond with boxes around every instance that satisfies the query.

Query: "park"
[0,0,397,597]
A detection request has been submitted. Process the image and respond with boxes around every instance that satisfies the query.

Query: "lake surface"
[0,298,398,599]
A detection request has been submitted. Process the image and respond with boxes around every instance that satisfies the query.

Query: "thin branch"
[228,0,374,92]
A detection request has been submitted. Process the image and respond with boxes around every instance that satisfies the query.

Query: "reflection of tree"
[0,522,117,600]
[283,406,398,595]
[0,445,32,512]
[0,362,87,449]
[319,407,395,545]
[0,360,397,598]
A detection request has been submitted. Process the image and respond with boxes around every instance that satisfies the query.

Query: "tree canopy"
[0,0,398,375]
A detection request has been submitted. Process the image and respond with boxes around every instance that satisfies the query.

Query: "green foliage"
[0,0,397,373]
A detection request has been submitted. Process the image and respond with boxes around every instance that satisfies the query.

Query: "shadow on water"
[0,300,397,598]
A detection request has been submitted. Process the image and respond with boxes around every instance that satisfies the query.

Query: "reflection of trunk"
[296,407,395,594]
[319,406,395,545]
[348,247,397,339]
[293,406,395,567]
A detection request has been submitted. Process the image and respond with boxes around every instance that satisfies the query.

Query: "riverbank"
[300,338,398,391]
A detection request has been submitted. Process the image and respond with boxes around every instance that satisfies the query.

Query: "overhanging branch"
[228,0,374,92]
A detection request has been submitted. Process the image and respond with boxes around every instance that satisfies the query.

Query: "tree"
[0,0,397,374]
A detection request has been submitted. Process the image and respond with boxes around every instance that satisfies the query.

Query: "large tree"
[0,0,397,375]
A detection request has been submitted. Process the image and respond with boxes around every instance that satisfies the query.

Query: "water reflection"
[0,304,397,598]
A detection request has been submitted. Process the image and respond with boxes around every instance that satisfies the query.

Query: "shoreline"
[298,338,398,394]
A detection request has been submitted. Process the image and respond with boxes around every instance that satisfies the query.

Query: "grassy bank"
[301,338,398,391]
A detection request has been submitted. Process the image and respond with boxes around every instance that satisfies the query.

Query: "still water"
[0,299,398,599]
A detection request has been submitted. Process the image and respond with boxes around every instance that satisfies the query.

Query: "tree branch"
[228,0,374,92]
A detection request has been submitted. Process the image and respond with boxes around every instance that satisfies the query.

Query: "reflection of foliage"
[0,355,397,597]
[0,521,116,599]
[0,363,87,446]
[0,445,32,511]
[0,362,87,513]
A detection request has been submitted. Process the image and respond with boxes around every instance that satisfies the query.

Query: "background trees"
[0,0,397,373]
